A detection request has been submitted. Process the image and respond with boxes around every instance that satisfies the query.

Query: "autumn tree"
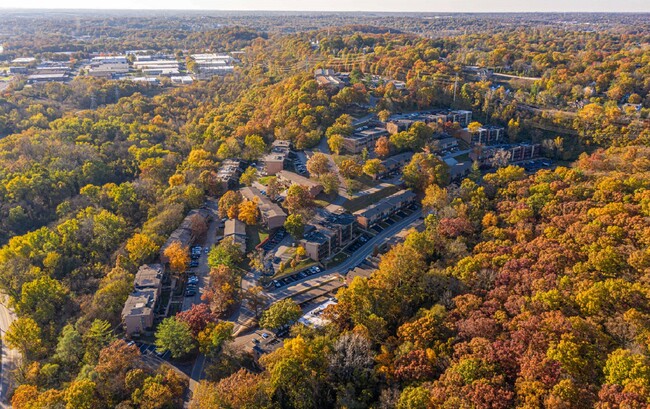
[126,233,160,265]
[375,136,391,158]
[284,213,305,242]
[218,190,243,219]
[203,264,240,315]
[64,379,98,409]
[306,153,331,177]
[198,321,234,356]
[363,158,385,179]
[238,198,260,225]
[403,153,449,191]
[4,317,44,360]
[266,177,282,200]
[244,286,268,318]
[163,241,190,274]
[284,184,313,215]
[328,134,344,155]
[176,304,217,336]
[259,299,302,330]
[339,159,363,179]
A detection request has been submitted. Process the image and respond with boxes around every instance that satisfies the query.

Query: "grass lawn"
[324,251,350,268]
[273,258,317,279]
[343,184,401,213]
[314,199,330,208]
[246,224,269,252]
[258,176,274,185]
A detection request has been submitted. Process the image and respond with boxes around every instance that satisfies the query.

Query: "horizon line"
[0,8,649,13]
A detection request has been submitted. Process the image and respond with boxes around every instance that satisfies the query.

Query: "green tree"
[327,134,344,155]
[17,275,70,326]
[259,299,302,330]
[239,167,258,186]
[155,317,196,359]
[198,321,235,356]
[320,173,340,195]
[363,159,385,179]
[4,317,44,360]
[208,237,244,268]
[83,319,116,364]
[55,323,84,367]
[284,214,305,242]
[243,134,266,160]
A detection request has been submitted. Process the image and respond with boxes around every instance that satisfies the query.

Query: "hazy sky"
[2,0,649,12]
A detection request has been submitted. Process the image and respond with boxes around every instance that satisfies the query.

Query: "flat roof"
[224,219,246,237]
[277,170,322,189]
[134,264,163,289]
[122,288,157,318]
[354,189,416,219]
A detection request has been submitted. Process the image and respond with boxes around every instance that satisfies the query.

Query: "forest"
[0,11,648,409]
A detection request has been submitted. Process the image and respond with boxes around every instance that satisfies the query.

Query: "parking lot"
[370,203,419,234]
[518,159,553,173]
[343,233,371,253]
[129,340,171,360]
[269,264,323,290]
[260,228,286,253]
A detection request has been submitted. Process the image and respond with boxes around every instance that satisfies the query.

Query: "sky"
[2,0,648,12]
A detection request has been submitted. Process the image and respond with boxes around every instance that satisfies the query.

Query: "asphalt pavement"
[229,208,423,335]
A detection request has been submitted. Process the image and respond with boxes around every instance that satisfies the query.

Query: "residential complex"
[240,186,287,229]
[353,189,417,228]
[457,125,506,145]
[217,159,244,189]
[276,170,324,197]
[160,208,211,263]
[300,210,356,261]
[341,126,389,154]
[224,219,247,252]
[122,264,164,336]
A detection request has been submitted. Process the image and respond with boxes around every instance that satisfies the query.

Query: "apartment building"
[354,189,417,228]
[122,264,164,336]
[300,211,356,261]
[240,186,287,230]
[341,127,389,154]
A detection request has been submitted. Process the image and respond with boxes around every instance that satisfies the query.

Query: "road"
[181,199,219,312]
[183,199,219,396]
[0,295,19,408]
[229,208,423,334]
[269,208,422,302]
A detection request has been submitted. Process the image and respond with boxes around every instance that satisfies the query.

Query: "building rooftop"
[122,288,158,318]
[134,264,164,289]
[382,152,414,169]
[277,170,322,189]
[224,219,246,237]
[354,189,416,219]
[240,187,287,219]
